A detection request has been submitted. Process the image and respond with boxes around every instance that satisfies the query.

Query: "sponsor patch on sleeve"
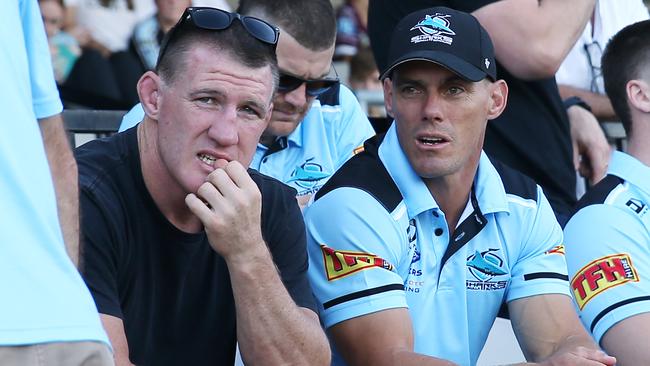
[545,244,565,256]
[571,253,639,309]
[320,244,394,281]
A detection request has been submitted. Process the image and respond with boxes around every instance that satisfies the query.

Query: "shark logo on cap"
[410,13,455,45]
[411,14,455,36]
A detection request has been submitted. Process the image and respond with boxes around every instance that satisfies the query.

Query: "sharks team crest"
[410,13,455,45]
[466,248,508,291]
[287,157,330,190]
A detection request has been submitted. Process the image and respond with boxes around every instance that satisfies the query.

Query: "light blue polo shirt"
[120,84,375,197]
[564,151,650,343]
[305,123,569,366]
[0,0,108,347]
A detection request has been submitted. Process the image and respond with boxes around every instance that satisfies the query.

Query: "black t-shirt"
[368,0,577,215]
[76,127,315,366]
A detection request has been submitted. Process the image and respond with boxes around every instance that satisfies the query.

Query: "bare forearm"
[228,247,330,366]
[39,114,80,267]
[558,85,618,121]
[475,0,596,78]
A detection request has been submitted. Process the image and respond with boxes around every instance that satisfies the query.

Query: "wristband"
[563,96,592,112]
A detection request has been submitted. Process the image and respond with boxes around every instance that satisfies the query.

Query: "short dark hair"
[237,0,336,51]
[156,19,279,90]
[602,19,650,135]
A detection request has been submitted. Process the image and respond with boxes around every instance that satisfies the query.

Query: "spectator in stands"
[368,0,611,225]
[122,0,376,209]
[348,45,381,92]
[129,0,230,72]
[334,0,369,62]
[0,1,111,364]
[76,7,329,366]
[564,19,650,366]
[63,0,155,56]
[305,7,615,366]
[39,0,82,84]
[556,0,649,122]
[129,0,192,72]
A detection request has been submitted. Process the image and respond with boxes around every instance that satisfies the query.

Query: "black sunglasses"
[157,7,280,65]
[278,67,340,97]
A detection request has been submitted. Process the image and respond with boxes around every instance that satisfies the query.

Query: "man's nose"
[422,94,444,122]
[207,107,238,146]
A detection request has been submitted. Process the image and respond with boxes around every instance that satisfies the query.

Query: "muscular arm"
[509,294,615,365]
[600,312,650,366]
[186,161,329,366]
[39,114,79,267]
[558,85,618,121]
[330,308,457,366]
[473,0,595,79]
[229,251,329,365]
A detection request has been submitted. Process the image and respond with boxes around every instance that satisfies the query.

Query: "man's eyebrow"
[189,89,225,98]
[244,98,268,114]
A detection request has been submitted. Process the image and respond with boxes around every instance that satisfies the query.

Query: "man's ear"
[487,79,508,120]
[627,79,650,113]
[383,77,394,117]
[137,71,163,120]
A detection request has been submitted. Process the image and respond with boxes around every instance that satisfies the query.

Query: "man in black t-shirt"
[76,8,330,366]
[368,0,611,225]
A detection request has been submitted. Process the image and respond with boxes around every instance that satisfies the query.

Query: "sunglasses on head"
[278,68,340,97]
[157,7,280,65]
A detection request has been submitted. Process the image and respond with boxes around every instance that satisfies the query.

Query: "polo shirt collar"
[609,150,650,196]
[378,123,510,218]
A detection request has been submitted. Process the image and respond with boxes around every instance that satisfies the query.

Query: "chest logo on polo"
[287,157,330,189]
[466,249,508,291]
[410,13,455,45]
[571,253,639,310]
[320,245,394,281]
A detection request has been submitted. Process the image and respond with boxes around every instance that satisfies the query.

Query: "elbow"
[508,44,566,80]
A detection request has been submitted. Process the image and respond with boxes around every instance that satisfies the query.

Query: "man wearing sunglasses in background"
[76,7,330,366]
[121,0,375,209]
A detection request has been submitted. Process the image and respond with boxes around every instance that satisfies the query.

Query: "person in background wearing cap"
[304,7,615,366]
[368,0,611,227]
[76,7,329,366]
[564,20,650,366]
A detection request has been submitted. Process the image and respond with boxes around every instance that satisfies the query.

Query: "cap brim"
[380,50,487,82]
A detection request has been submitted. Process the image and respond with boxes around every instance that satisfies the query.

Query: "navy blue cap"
[380,6,497,82]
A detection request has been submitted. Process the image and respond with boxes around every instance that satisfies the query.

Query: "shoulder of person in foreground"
[564,172,650,366]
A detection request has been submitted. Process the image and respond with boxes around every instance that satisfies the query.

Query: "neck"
[138,121,203,232]
[626,126,650,167]
[424,166,477,234]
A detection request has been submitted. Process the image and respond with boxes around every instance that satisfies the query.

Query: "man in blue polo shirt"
[564,20,650,366]
[305,7,615,366]
[121,0,375,208]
